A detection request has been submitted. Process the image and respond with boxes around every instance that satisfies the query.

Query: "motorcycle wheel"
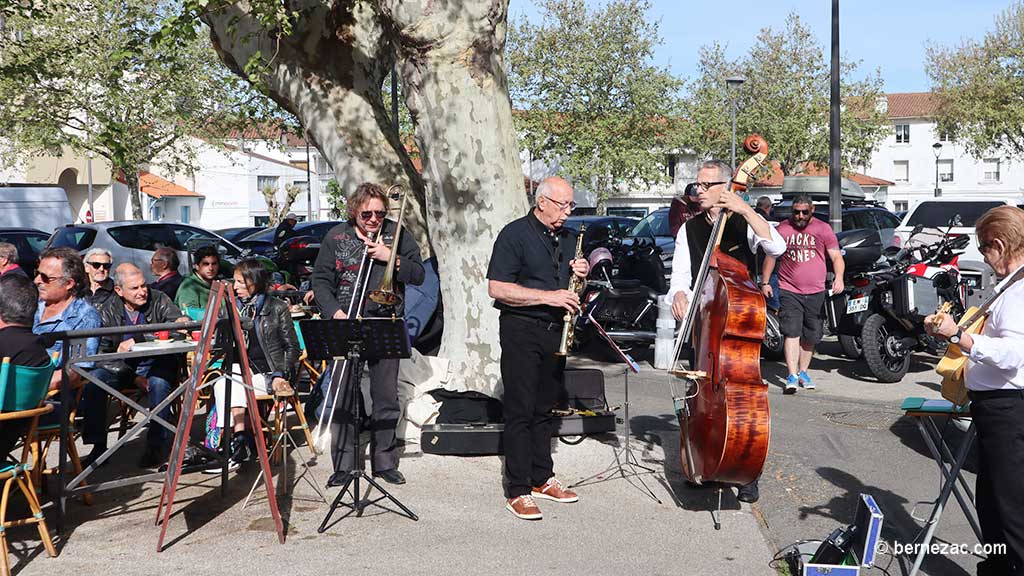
[861,313,911,382]
[761,310,784,360]
[838,334,863,359]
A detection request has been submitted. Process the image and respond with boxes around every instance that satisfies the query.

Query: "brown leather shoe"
[531,477,578,503]
[505,495,542,520]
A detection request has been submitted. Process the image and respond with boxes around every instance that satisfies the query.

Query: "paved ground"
[6,336,979,575]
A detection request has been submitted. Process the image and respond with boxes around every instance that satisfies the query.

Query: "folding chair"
[0,358,58,575]
[31,386,92,505]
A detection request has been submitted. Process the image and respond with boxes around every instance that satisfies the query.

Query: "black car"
[625,207,674,274]
[216,226,266,243]
[562,216,639,255]
[772,202,901,248]
[0,227,52,277]
[235,220,344,278]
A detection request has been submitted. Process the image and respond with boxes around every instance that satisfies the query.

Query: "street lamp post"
[932,142,943,197]
[726,75,746,169]
[86,151,94,222]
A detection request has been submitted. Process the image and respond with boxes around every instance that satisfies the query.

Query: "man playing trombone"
[311,182,425,486]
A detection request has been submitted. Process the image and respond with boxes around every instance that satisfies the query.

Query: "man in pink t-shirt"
[761,195,845,394]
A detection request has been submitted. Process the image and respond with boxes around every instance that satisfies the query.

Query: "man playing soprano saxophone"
[487,176,590,520]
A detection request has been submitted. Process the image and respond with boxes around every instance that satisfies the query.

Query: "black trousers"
[328,357,401,474]
[500,314,565,498]
[971,390,1024,576]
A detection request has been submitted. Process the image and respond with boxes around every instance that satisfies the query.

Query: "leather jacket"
[245,295,300,382]
[96,289,184,375]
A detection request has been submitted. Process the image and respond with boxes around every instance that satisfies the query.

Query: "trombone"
[368,184,409,309]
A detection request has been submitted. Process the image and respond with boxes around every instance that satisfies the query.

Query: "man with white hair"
[83,263,188,468]
[83,247,116,309]
[0,243,26,278]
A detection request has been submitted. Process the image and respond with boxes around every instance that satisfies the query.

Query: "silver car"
[46,221,251,282]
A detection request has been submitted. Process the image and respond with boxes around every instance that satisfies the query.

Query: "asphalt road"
[589,336,982,576]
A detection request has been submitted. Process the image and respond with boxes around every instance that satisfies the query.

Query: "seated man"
[174,245,219,310]
[84,263,189,468]
[148,247,183,300]
[0,275,52,458]
[32,247,101,391]
[84,248,116,310]
[0,243,27,279]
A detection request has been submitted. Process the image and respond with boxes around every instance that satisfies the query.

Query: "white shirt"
[966,263,1024,392]
[666,213,786,308]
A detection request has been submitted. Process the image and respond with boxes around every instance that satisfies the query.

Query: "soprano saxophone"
[556,225,586,356]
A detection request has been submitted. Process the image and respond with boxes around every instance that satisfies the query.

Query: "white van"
[0,187,74,233]
[895,197,1021,306]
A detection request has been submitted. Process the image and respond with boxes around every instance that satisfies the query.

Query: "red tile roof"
[116,171,203,198]
[753,161,893,187]
[886,92,938,119]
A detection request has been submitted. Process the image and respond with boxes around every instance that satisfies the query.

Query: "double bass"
[670,135,771,486]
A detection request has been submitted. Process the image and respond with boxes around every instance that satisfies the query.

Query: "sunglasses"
[35,271,65,284]
[359,210,388,221]
[87,261,112,270]
[695,181,727,191]
[792,209,812,216]
[978,241,995,252]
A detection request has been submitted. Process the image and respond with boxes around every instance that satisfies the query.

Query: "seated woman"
[209,259,298,466]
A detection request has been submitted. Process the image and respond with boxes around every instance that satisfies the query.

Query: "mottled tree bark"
[204,0,526,394]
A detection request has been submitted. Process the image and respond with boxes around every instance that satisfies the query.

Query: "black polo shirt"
[487,211,579,322]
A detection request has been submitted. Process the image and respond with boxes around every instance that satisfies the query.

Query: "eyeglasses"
[86,261,112,270]
[694,181,727,191]
[35,271,65,284]
[792,209,812,216]
[542,196,576,212]
[359,210,388,221]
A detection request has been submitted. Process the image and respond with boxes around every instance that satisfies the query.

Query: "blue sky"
[508,0,1010,93]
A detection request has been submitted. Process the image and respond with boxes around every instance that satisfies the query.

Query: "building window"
[895,124,910,144]
[938,129,951,142]
[257,175,279,193]
[292,180,309,195]
[180,205,190,223]
[938,159,954,183]
[893,201,908,212]
[893,160,909,182]
[983,158,1001,182]
[667,155,677,180]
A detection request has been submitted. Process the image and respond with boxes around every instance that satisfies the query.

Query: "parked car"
[0,187,74,232]
[45,221,276,282]
[562,215,639,255]
[216,226,265,243]
[772,202,902,249]
[626,207,674,275]
[0,227,52,277]
[234,220,344,279]
[895,198,1019,307]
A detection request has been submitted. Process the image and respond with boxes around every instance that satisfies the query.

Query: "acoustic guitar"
[933,265,1024,405]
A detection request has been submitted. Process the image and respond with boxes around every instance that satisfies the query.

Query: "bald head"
[534,177,575,230]
[113,263,144,287]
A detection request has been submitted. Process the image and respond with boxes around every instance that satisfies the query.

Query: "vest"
[685,213,758,289]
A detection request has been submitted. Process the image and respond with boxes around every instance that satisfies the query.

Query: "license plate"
[846,296,869,314]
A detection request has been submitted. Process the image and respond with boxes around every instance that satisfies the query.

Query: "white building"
[864,93,1024,212]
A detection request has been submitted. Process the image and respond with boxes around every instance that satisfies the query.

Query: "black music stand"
[568,314,660,503]
[299,318,418,532]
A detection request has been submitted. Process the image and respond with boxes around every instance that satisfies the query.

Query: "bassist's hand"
[672,292,689,321]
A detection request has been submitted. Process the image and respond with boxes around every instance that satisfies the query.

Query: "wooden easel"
[154,281,285,550]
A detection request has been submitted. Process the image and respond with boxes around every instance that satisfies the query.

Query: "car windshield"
[48,226,97,250]
[906,201,1005,228]
[629,210,670,238]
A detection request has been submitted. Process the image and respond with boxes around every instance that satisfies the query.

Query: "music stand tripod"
[299,318,418,532]
[569,315,661,503]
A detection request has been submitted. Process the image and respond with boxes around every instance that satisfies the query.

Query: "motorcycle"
[576,235,666,359]
[830,221,970,382]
